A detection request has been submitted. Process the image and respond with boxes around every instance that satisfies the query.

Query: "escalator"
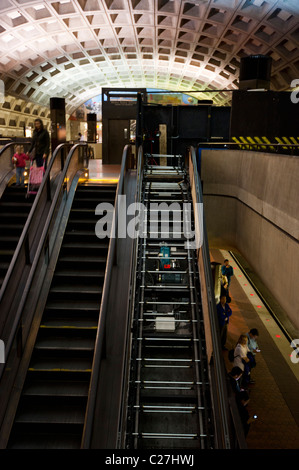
[0,185,35,288]
[7,183,117,449]
[125,156,216,449]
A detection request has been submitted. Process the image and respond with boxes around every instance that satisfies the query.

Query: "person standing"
[12,145,29,186]
[221,259,234,288]
[233,335,252,386]
[246,328,260,370]
[228,366,244,395]
[216,295,232,350]
[27,119,50,169]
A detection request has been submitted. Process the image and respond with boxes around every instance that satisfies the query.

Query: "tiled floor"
[211,249,299,449]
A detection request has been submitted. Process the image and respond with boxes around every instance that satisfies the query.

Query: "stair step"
[49,285,103,294]
[22,380,89,398]
[40,317,98,329]
[45,300,100,311]
[28,356,93,372]
[58,256,106,263]
[54,269,105,278]
[8,433,82,449]
[0,202,32,209]
[14,403,86,425]
[34,335,95,352]
[61,242,108,250]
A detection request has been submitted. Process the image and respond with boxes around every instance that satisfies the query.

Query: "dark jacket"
[29,128,50,157]
[216,301,232,328]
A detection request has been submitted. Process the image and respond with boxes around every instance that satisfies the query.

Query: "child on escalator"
[12,145,29,186]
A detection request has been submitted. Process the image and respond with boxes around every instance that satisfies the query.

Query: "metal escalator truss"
[125,153,216,449]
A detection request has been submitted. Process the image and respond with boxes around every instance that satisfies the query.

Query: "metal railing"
[0,143,89,445]
[81,144,134,448]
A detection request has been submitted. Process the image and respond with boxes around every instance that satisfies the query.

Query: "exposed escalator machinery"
[7,183,117,449]
[125,154,215,449]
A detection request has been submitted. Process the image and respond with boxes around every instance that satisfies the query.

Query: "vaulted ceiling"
[0,0,299,115]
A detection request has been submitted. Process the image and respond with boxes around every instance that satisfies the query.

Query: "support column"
[87,113,97,143]
[50,97,66,154]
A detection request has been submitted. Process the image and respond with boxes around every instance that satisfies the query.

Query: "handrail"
[0,141,31,156]
[81,144,133,448]
[119,145,144,448]
[0,142,72,341]
[0,143,88,442]
[189,145,247,449]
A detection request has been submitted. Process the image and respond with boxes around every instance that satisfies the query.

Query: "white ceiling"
[0,0,298,115]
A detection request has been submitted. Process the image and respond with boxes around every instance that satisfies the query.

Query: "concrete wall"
[201,149,299,330]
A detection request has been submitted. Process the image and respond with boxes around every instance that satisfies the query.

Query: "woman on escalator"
[27,119,50,169]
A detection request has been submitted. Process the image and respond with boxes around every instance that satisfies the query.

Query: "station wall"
[201,149,299,331]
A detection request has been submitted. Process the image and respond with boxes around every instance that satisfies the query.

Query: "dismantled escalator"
[125,157,215,449]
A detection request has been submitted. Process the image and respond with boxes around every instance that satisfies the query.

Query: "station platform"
[211,249,299,449]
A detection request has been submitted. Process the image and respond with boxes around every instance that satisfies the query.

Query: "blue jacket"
[217,302,232,327]
[221,265,234,282]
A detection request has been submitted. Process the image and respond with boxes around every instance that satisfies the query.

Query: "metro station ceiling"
[0,0,299,115]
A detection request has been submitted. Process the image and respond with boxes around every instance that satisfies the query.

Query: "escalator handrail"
[189,145,246,448]
[0,142,71,304]
[118,145,144,447]
[0,141,32,157]
[0,143,88,382]
[81,144,133,448]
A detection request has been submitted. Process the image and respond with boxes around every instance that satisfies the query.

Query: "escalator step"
[54,269,105,278]
[28,356,93,372]
[58,255,107,263]
[40,319,98,329]
[0,212,29,219]
[14,402,86,425]
[22,380,89,398]
[45,300,100,310]
[8,433,82,449]
[34,335,95,351]
[49,285,103,294]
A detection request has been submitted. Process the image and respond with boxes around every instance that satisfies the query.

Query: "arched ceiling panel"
[0,0,298,115]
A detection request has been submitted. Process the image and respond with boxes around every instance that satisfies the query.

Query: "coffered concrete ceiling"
[0,0,298,115]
